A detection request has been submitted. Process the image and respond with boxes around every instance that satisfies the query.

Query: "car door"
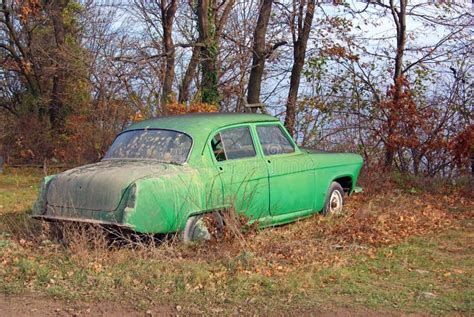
[255,123,315,216]
[209,125,270,220]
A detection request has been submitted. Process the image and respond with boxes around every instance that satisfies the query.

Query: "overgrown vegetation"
[0,168,472,314]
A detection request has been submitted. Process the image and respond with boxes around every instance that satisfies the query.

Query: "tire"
[322,182,345,216]
[181,212,224,243]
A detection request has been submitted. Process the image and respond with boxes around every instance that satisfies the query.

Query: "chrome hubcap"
[191,218,211,241]
[329,190,343,215]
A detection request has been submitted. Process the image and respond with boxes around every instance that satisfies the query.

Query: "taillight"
[126,184,137,208]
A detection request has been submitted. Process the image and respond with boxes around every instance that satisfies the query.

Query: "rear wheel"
[323,182,345,216]
[181,212,224,243]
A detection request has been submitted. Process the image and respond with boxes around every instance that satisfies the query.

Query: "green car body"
[32,113,363,234]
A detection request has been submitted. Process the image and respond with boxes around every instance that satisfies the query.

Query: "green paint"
[32,113,363,234]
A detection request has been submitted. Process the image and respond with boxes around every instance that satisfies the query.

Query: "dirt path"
[0,294,410,317]
[0,294,175,316]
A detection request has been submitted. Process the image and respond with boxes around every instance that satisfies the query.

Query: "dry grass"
[0,167,472,314]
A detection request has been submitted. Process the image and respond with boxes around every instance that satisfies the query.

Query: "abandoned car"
[32,113,363,241]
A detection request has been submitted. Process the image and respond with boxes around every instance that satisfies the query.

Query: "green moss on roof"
[126,113,279,136]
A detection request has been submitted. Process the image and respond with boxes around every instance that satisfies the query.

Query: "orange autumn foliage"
[321,44,359,62]
[377,76,453,161]
[449,124,474,169]
[166,97,218,115]
[17,0,41,22]
[54,100,134,165]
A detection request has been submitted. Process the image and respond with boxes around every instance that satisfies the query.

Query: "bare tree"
[283,0,316,136]
[246,0,273,110]
[178,46,200,103]
[132,0,177,112]
[160,0,178,109]
[1,0,472,175]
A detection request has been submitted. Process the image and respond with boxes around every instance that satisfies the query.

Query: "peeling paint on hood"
[47,160,180,212]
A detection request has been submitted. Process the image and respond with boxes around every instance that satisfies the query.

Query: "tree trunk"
[196,0,219,105]
[246,0,273,112]
[195,0,234,105]
[178,46,200,104]
[384,0,407,168]
[49,0,69,130]
[160,0,177,112]
[284,0,315,137]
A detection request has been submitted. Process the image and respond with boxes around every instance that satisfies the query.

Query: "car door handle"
[267,160,271,164]
[218,166,223,171]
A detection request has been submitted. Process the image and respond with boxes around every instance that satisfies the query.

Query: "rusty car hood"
[46,160,180,212]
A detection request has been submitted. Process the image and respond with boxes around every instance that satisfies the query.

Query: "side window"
[256,125,295,156]
[211,127,256,161]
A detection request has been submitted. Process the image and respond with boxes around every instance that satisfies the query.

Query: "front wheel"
[322,182,345,216]
[181,212,224,243]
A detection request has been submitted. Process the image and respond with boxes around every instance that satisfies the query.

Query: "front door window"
[256,125,294,156]
[211,127,257,161]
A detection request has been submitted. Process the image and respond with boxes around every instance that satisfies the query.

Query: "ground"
[0,168,472,315]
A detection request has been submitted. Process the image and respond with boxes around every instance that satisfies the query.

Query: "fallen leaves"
[223,189,470,275]
[327,194,458,247]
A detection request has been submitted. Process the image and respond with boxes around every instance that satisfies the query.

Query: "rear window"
[104,129,192,164]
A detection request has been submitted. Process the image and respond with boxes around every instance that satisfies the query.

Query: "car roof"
[125,113,279,137]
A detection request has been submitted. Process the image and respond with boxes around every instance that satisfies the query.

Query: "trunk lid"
[46,160,175,212]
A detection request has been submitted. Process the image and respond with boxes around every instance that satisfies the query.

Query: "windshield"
[103,129,192,164]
